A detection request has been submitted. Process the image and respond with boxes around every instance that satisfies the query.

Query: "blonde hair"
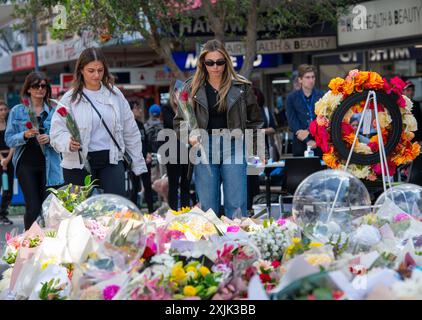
[191,39,250,112]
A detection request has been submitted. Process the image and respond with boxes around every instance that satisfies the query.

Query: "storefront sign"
[60,73,74,90]
[38,32,97,67]
[111,67,174,86]
[12,51,35,71]
[224,37,337,56]
[172,51,281,71]
[338,0,422,46]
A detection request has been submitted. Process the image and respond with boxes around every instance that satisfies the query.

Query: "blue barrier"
[0,178,25,205]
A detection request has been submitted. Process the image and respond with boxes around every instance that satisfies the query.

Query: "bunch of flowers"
[390,213,412,238]
[253,259,282,292]
[284,237,324,261]
[249,218,297,261]
[310,69,420,180]
[1,233,43,265]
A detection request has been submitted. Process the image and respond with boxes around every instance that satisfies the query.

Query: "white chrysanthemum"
[404,113,418,132]
[315,92,343,117]
[348,164,371,179]
[403,95,414,113]
[378,111,392,128]
[354,143,373,155]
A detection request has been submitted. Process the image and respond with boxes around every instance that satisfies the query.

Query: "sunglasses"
[204,59,226,67]
[31,83,48,90]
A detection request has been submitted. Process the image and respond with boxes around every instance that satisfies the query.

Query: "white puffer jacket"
[50,85,147,176]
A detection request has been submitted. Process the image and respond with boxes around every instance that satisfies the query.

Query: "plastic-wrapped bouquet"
[249,218,298,261]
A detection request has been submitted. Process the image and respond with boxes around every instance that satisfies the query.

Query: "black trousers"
[0,161,14,217]
[129,163,154,213]
[63,152,126,197]
[16,163,46,230]
[166,163,190,211]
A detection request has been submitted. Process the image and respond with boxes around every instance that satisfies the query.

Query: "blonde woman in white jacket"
[50,47,147,196]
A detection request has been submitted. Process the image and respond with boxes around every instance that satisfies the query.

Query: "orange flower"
[351,103,364,114]
[412,142,421,158]
[354,72,369,91]
[328,77,345,95]
[365,72,384,90]
[343,133,356,146]
[316,115,329,127]
[343,80,355,96]
[323,148,340,169]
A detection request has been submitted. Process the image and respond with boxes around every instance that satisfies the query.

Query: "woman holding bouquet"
[50,47,147,196]
[5,72,64,230]
[174,39,263,218]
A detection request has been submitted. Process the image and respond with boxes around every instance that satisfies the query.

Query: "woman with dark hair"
[50,47,147,196]
[0,101,14,225]
[162,83,190,211]
[174,39,263,218]
[5,72,64,230]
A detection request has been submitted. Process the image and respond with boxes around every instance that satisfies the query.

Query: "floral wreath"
[309,69,420,181]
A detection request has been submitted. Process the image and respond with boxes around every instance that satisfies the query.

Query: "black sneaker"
[0,216,13,225]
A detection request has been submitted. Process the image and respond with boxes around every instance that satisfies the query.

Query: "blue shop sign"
[172,51,281,71]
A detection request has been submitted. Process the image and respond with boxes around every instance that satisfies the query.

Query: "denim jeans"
[193,134,247,218]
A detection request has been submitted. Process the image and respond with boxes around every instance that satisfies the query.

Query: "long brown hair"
[191,39,250,112]
[21,71,52,107]
[71,47,115,103]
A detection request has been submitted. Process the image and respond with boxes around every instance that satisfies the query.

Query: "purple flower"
[103,285,120,300]
[393,213,411,223]
[227,225,240,233]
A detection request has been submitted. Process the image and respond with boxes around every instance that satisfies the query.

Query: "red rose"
[259,273,271,283]
[271,260,281,268]
[25,121,33,129]
[21,98,30,107]
[142,246,155,259]
[57,107,68,117]
[180,91,189,102]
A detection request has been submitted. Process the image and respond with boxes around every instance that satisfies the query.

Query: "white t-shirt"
[83,87,115,152]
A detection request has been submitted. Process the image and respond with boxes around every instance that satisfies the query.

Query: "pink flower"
[103,285,120,300]
[276,218,286,226]
[346,69,359,81]
[368,142,379,152]
[316,115,329,127]
[397,95,406,108]
[371,162,396,176]
[383,78,392,94]
[227,225,240,233]
[390,76,406,95]
[393,213,411,222]
[271,260,281,268]
[341,122,355,136]
[309,120,330,153]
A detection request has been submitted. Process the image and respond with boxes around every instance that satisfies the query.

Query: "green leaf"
[84,175,92,187]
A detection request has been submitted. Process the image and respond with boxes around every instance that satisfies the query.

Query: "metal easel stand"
[327,90,393,223]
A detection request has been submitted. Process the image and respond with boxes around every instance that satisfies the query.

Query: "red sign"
[60,73,74,90]
[51,85,61,98]
[12,51,35,71]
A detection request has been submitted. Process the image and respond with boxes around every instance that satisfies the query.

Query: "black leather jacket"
[173,78,263,134]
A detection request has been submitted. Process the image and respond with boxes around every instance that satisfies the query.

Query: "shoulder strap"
[81,92,123,152]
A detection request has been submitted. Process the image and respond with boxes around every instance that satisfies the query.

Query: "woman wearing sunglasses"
[5,72,63,230]
[174,39,263,218]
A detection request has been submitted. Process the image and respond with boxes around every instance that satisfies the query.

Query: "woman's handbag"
[82,93,133,171]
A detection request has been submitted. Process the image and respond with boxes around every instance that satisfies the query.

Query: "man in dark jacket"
[286,64,324,156]
[129,101,154,213]
[403,80,422,143]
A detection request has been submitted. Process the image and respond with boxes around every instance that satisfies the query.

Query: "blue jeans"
[193,135,247,218]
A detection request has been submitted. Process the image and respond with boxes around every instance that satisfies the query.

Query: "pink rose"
[347,69,359,80]
[390,76,406,95]
[397,95,406,108]
[276,218,286,226]
[393,213,411,222]
[227,225,240,233]
[383,78,392,94]
[103,285,120,300]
